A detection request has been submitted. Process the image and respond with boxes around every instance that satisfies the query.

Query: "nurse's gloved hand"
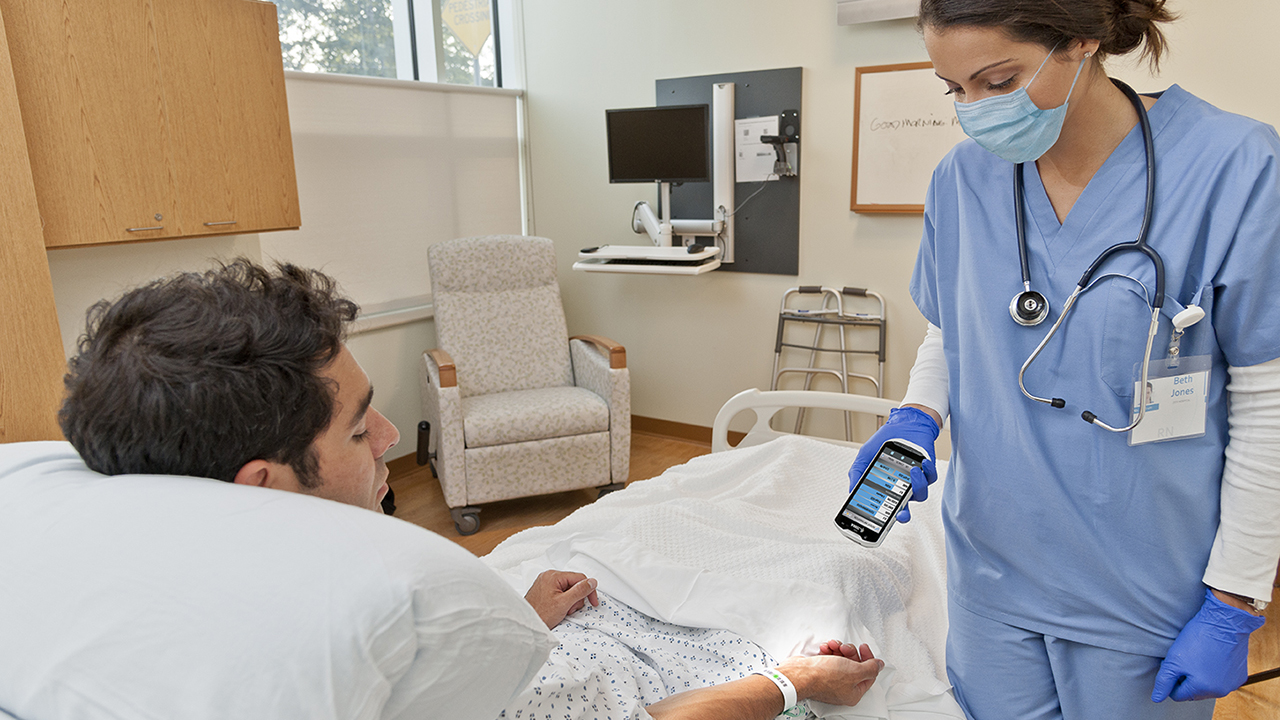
[846,406,940,524]
[1151,588,1266,703]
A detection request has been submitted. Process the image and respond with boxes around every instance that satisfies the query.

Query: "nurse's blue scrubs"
[911,85,1280,719]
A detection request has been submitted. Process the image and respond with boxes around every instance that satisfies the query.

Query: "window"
[277,0,399,78]
[437,0,498,86]
[276,0,500,87]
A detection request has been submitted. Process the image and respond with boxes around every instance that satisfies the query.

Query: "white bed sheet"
[484,435,963,720]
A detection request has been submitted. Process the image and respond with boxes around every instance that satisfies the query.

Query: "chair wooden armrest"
[425,348,457,388]
[570,335,626,369]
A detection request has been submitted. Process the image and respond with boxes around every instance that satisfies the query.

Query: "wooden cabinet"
[0,1,67,442]
[0,0,300,248]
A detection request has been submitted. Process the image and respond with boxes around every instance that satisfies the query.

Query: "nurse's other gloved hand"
[846,406,940,524]
[894,465,932,524]
[1151,588,1265,703]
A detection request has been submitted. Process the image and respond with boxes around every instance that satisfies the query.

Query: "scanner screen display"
[840,446,920,533]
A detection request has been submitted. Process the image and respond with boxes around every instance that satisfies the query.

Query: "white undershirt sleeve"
[1202,356,1280,603]
[899,323,950,422]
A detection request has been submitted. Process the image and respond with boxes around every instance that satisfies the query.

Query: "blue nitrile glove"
[1151,588,1266,703]
[847,406,940,524]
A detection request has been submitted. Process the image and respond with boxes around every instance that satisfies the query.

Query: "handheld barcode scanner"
[834,439,929,548]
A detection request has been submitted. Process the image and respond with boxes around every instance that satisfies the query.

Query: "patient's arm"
[646,641,883,720]
[523,570,600,629]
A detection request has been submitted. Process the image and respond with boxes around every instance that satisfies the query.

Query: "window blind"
[261,72,523,312]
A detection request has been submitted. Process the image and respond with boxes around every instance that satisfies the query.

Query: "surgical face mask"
[953,48,1089,164]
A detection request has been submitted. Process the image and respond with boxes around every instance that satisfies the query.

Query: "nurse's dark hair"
[59,259,359,487]
[918,0,1177,70]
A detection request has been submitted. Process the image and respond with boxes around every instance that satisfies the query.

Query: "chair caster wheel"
[451,507,481,536]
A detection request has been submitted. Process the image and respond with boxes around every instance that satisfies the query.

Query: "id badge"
[1129,355,1210,446]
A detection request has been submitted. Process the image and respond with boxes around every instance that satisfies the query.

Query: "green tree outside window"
[277,0,398,78]
[277,0,496,86]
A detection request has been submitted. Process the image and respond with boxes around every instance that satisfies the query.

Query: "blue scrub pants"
[946,598,1214,720]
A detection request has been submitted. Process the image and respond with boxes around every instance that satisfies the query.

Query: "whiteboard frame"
[851,61,956,214]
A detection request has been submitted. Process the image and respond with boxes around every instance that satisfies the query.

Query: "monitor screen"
[606,104,710,184]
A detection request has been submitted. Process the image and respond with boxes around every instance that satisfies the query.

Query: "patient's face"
[298,345,400,511]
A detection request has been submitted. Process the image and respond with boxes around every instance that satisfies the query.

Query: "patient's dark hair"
[59,259,359,486]
[918,0,1177,70]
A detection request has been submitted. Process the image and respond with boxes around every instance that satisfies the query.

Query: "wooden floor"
[386,430,710,556]
[385,432,1279,719]
[1219,616,1280,720]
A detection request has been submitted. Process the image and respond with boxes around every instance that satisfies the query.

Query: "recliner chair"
[418,235,630,535]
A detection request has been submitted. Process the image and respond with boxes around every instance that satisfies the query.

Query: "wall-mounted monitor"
[606,104,710,184]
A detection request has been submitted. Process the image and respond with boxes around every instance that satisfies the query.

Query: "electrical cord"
[630,201,646,234]
[726,173,779,217]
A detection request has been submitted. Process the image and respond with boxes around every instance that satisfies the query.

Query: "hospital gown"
[909,84,1280,716]
[498,593,810,720]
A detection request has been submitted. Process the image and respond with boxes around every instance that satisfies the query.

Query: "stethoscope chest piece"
[1010,290,1049,326]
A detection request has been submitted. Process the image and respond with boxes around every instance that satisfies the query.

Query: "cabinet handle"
[203,220,238,227]
[126,225,164,232]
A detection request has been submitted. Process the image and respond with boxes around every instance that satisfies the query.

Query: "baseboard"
[387,452,422,475]
[632,415,745,447]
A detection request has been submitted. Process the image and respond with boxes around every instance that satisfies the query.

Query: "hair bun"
[1103,0,1175,64]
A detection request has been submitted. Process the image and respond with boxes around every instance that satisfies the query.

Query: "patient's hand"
[816,639,866,659]
[524,570,600,629]
[645,639,883,720]
[781,641,883,707]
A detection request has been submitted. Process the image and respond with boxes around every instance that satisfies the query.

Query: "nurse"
[848,1,1280,718]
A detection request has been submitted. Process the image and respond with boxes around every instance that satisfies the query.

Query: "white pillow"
[0,442,556,720]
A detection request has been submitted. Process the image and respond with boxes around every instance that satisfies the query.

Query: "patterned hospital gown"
[499,594,815,720]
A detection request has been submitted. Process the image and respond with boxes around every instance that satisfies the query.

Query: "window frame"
[390,0,502,87]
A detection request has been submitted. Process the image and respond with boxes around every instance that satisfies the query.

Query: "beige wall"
[519,0,1280,448]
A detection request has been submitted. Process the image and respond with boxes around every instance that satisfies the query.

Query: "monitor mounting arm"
[630,82,736,263]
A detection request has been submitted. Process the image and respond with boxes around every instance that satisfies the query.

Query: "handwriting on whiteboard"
[868,115,961,132]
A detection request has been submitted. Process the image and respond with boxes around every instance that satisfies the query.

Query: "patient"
[58,259,882,720]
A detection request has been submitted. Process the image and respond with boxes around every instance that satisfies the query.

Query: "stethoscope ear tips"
[1010,290,1050,326]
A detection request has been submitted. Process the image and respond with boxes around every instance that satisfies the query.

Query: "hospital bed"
[0,393,957,720]
[484,390,964,720]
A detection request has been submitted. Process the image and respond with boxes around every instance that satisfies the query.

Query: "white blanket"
[484,435,963,719]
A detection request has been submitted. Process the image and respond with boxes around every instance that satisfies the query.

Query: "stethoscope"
[1015,78,1199,433]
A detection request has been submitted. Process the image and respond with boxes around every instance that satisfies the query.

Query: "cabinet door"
[1,0,181,247]
[155,0,300,237]
[0,0,65,441]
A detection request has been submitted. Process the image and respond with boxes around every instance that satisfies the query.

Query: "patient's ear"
[232,460,304,494]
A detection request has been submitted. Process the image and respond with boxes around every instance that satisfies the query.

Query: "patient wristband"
[753,668,800,715]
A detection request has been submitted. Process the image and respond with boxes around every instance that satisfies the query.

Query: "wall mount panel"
[658,67,802,276]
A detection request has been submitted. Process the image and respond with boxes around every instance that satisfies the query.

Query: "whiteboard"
[851,62,968,213]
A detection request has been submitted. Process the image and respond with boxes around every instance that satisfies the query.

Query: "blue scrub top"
[911,85,1280,656]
